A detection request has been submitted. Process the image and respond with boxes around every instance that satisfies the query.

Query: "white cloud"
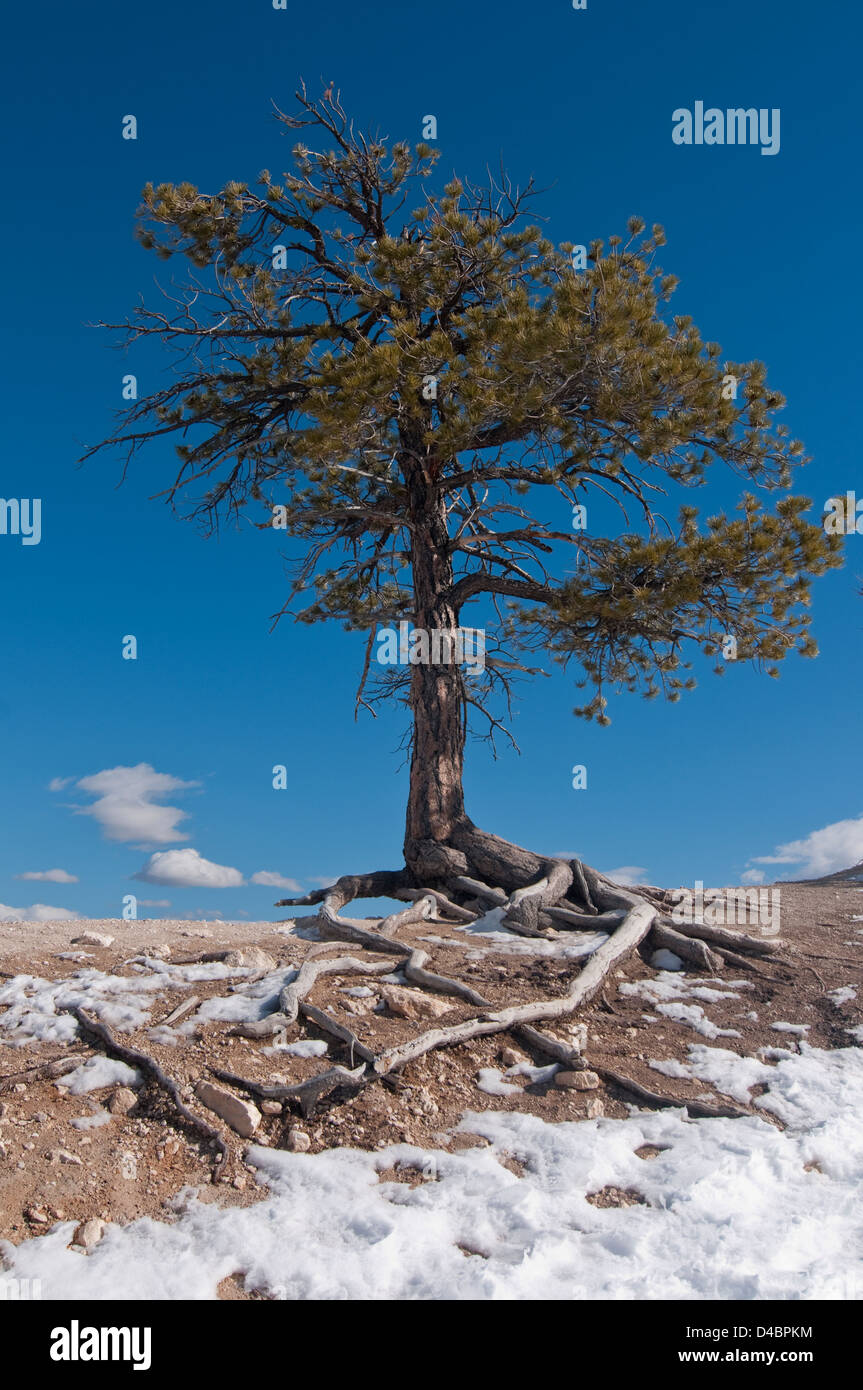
[251,871,302,891]
[67,763,199,844]
[0,902,81,922]
[603,865,647,887]
[306,876,340,888]
[48,777,73,792]
[740,868,766,886]
[15,868,78,884]
[133,848,244,889]
[750,815,863,880]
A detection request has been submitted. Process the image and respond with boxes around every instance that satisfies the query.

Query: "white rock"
[108,1087,139,1116]
[74,1217,106,1250]
[380,985,453,1021]
[287,1128,311,1152]
[72,931,115,948]
[555,1069,601,1091]
[195,1081,261,1138]
[222,947,277,971]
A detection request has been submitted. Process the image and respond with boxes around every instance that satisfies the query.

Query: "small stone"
[0,1141,7,1161]
[26,1207,49,1224]
[72,931,115,948]
[413,1087,439,1117]
[195,1081,261,1138]
[108,1087,139,1116]
[222,947,277,972]
[287,1128,311,1152]
[261,1100,282,1116]
[13,1083,26,1094]
[0,1101,7,1118]
[74,1218,106,1250]
[50,1148,83,1166]
[585,1097,605,1119]
[33,1111,49,1125]
[499,1047,523,1068]
[555,1070,601,1091]
[232,1175,246,1190]
[380,984,453,1022]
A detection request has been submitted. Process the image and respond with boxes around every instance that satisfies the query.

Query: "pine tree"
[86,85,842,1001]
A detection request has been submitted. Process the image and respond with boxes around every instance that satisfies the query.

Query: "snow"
[828,987,857,1007]
[3,1042,862,1301]
[771,1022,810,1036]
[70,1111,112,1130]
[264,1039,328,1058]
[650,949,684,971]
[56,1056,141,1094]
[655,1001,741,1040]
[435,908,610,959]
[476,1068,522,1096]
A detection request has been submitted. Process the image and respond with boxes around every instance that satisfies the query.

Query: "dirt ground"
[1,883,861,1295]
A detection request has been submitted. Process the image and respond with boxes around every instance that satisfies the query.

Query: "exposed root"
[403,949,492,1007]
[62,1005,234,1178]
[279,954,395,1024]
[672,918,782,956]
[298,1003,377,1066]
[213,1063,368,1118]
[0,1053,87,1093]
[650,920,725,973]
[261,829,793,1123]
[589,1063,752,1121]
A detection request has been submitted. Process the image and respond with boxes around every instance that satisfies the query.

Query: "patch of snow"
[655,1001,741,1040]
[505,1062,560,1084]
[70,1111,112,1130]
[476,1068,523,1097]
[650,949,684,971]
[264,1039,328,1059]
[56,1057,141,1095]
[444,909,610,959]
[771,1022,810,1036]
[4,1044,863,1300]
[828,987,857,1007]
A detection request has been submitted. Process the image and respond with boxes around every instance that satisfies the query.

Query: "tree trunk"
[402,460,467,880]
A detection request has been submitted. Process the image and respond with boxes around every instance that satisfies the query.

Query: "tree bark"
[403,459,468,877]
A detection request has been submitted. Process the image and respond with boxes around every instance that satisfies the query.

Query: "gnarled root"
[266,824,786,1119]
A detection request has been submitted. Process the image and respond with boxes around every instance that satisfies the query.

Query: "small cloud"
[48,777,73,792]
[250,870,303,891]
[0,902,81,922]
[740,868,766,886]
[603,865,647,887]
[137,898,172,908]
[306,875,341,888]
[15,869,78,884]
[72,763,199,845]
[133,848,244,888]
[749,815,863,880]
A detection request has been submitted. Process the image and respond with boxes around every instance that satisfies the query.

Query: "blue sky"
[2,0,861,922]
